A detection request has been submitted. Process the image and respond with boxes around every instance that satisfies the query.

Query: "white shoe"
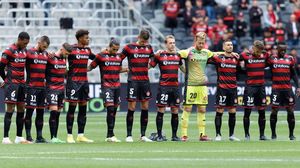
[229,135,240,141]
[215,135,222,141]
[2,137,12,144]
[140,136,153,142]
[125,136,134,142]
[15,136,32,144]
[105,136,121,142]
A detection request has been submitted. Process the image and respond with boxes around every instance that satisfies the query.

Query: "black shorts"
[156,86,180,108]
[4,83,25,104]
[102,87,121,107]
[25,87,46,108]
[216,88,238,107]
[271,89,295,107]
[243,86,266,107]
[65,81,89,102]
[127,81,151,102]
[47,89,65,108]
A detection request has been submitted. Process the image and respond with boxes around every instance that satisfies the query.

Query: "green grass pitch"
[0,111,300,168]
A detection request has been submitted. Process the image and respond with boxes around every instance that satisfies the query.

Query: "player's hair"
[164,35,175,43]
[62,43,73,53]
[222,39,232,45]
[195,32,206,40]
[39,35,50,45]
[139,29,150,40]
[75,29,89,40]
[18,32,30,40]
[109,37,120,47]
[253,40,264,49]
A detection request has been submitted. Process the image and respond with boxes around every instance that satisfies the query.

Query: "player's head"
[61,42,73,58]
[194,32,206,50]
[165,35,176,53]
[137,29,150,46]
[17,32,30,49]
[253,40,264,55]
[223,39,233,53]
[75,29,89,46]
[277,42,287,56]
[108,37,120,54]
[37,36,50,52]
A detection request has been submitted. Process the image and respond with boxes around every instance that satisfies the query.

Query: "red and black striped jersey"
[208,55,239,89]
[46,55,66,91]
[26,47,48,87]
[121,42,154,82]
[150,51,182,87]
[240,51,268,86]
[0,43,27,84]
[67,44,95,82]
[90,51,122,88]
[267,54,295,90]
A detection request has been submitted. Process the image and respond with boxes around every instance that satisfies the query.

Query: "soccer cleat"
[140,136,153,142]
[2,137,12,144]
[271,134,277,140]
[76,135,94,143]
[229,135,240,141]
[181,136,188,142]
[35,137,48,143]
[50,138,66,144]
[259,135,268,141]
[26,136,34,143]
[125,136,134,142]
[105,136,121,142]
[171,136,181,141]
[14,136,32,144]
[215,134,222,141]
[245,135,250,141]
[200,135,212,141]
[289,135,296,141]
[67,135,75,143]
[154,136,165,142]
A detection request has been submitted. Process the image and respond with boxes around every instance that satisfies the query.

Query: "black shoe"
[259,135,268,141]
[149,133,157,141]
[271,134,277,140]
[245,135,250,141]
[35,137,48,143]
[26,136,34,142]
[155,136,165,142]
[289,135,296,141]
[171,136,181,141]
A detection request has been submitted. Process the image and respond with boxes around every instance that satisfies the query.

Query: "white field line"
[0,156,300,162]
[1,149,300,155]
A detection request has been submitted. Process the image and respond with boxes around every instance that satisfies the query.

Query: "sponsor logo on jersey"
[34,59,47,64]
[105,62,121,66]
[162,61,180,65]
[220,63,236,68]
[76,55,89,59]
[54,64,66,69]
[133,54,149,58]
[273,64,289,69]
[248,59,265,64]
[14,58,26,63]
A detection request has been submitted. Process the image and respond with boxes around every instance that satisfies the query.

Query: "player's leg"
[65,82,78,141]
[24,107,34,141]
[181,85,194,141]
[270,90,280,140]
[35,88,47,143]
[215,88,225,140]
[227,89,239,141]
[286,106,296,140]
[257,87,267,140]
[196,86,211,141]
[170,88,180,141]
[139,82,152,142]
[243,86,253,140]
[2,103,14,144]
[126,81,138,141]
[155,87,167,141]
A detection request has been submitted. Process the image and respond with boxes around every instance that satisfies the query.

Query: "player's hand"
[48,52,55,59]
[231,52,239,59]
[0,82,5,88]
[155,50,164,54]
[296,88,300,97]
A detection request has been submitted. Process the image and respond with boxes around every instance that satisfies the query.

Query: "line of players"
[0,29,299,144]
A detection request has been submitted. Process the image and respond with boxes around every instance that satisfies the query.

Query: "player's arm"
[179,57,186,73]
[290,63,300,97]
[120,67,129,73]
[149,53,159,69]
[88,54,101,71]
[0,52,9,82]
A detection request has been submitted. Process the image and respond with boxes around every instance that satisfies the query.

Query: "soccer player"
[121,29,154,142]
[178,32,215,141]
[149,35,184,142]
[47,43,72,143]
[0,32,30,144]
[240,40,269,141]
[65,29,95,143]
[24,36,50,143]
[267,42,300,140]
[88,38,127,142]
[208,40,240,141]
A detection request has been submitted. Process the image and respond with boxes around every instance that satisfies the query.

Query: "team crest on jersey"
[145,47,149,51]
[289,97,293,102]
[135,47,138,50]
[262,98,266,103]
[234,99,237,103]
[146,91,150,96]
[176,98,180,103]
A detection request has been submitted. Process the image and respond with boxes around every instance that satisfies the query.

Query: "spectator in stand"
[211,17,227,47]
[163,0,180,34]
[191,17,208,36]
[286,14,300,46]
[263,28,276,55]
[182,0,195,32]
[235,12,247,39]
[192,0,208,23]
[275,21,285,43]
[202,0,216,19]
[215,0,233,6]
[293,6,300,22]
[223,5,235,29]
[263,3,278,32]
[238,0,249,10]
[10,2,31,25]
[249,0,263,39]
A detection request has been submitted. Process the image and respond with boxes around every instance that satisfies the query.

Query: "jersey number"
[161,94,168,101]
[11,90,16,98]
[247,96,254,104]
[51,94,58,101]
[70,89,76,96]
[129,88,134,95]
[31,95,36,102]
[272,95,277,102]
[219,96,227,103]
[106,92,110,98]
[190,93,197,99]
